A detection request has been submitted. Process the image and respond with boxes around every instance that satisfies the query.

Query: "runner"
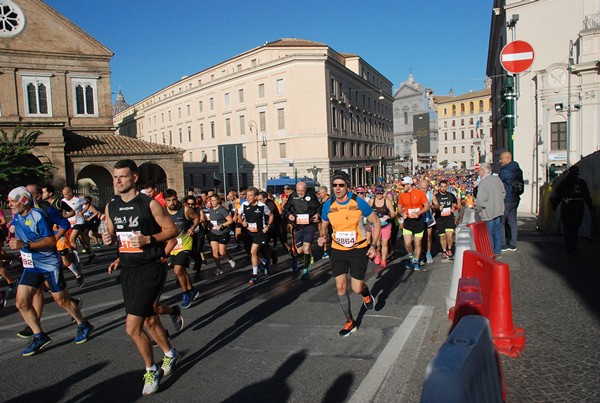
[257,191,292,266]
[398,176,431,271]
[238,187,273,285]
[368,185,396,269]
[207,193,236,276]
[318,171,381,337]
[102,159,180,396]
[317,186,331,259]
[418,179,436,264]
[62,187,95,265]
[433,180,459,261]
[7,187,93,356]
[164,189,201,308]
[284,181,322,279]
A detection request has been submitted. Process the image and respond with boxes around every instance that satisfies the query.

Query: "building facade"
[113,39,394,191]
[0,0,183,205]
[434,86,493,169]
[392,74,438,174]
[487,0,600,213]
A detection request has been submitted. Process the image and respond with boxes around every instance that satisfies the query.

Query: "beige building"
[434,86,493,169]
[0,0,183,205]
[487,0,600,213]
[114,39,394,191]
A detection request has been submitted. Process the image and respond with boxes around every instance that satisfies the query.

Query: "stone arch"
[76,164,113,208]
[139,162,168,190]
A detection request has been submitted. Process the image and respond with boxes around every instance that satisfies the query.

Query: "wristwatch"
[23,241,30,249]
[370,244,378,249]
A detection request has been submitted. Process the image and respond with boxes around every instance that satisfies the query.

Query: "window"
[443,108,447,116]
[187,104,191,116]
[187,126,191,142]
[179,128,182,143]
[330,77,335,95]
[551,122,567,150]
[169,131,172,145]
[460,103,465,115]
[161,113,164,123]
[201,150,206,161]
[470,130,474,138]
[404,111,408,125]
[0,0,26,37]
[461,146,465,153]
[200,123,204,140]
[340,142,345,157]
[461,119,464,125]
[178,107,181,118]
[72,77,97,116]
[276,79,284,95]
[237,64,242,71]
[332,141,337,157]
[340,110,345,131]
[444,121,447,128]
[452,132,456,140]
[251,59,257,67]
[22,75,52,116]
[168,111,171,121]
[224,93,230,106]
[239,115,246,134]
[479,100,484,112]
[461,131,465,139]
[470,145,474,152]
[209,97,214,110]
[212,149,216,162]
[259,111,266,132]
[453,146,456,153]
[338,82,343,99]
[210,121,215,138]
[238,89,244,103]
[279,143,286,158]
[199,101,203,113]
[469,102,474,114]
[444,133,448,141]
[445,147,448,154]
[258,83,265,98]
[332,106,337,128]
[277,108,285,130]
[452,105,456,116]
[225,117,231,136]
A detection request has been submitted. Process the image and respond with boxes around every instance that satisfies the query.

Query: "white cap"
[8,186,32,205]
[401,176,413,185]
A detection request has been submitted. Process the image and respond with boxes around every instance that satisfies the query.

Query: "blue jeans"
[486,216,503,255]
[502,201,519,247]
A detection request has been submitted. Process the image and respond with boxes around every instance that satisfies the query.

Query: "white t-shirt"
[63,196,86,225]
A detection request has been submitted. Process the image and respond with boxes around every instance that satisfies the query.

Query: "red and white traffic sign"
[474,163,480,170]
[500,40,534,74]
[365,166,372,172]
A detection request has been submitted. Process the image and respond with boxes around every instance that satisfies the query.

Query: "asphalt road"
[0,244,432,403]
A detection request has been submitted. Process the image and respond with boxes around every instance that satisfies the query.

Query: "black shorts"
[170,251,191,268]
[247,231,268,245]
[209,231,230,245]
[436,216,456,235]
[85,219,100,232]
[294,225,317,247]
[330,246,370,281]
[72,223,86,231]
[121,261,167,318]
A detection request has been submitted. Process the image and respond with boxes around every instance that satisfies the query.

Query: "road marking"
[349,305,433,403]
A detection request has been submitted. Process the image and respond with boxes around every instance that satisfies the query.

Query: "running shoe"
[322,251,330,259]
[405,259,413,269]
[271,252,278,265]
[338,320,358,337]
[170,305,184,332]
[263,265,270,276]
[412,259,421,271]
[213,269,224,276]
[363,293,375,310]
[86,253,96,265]
[310,256,314,265]
[76,275,85,288]
[161,349,181,377]
[181,293,191,309]
[228,258,236,268]
[142,367,163,396]
[426,252,433,264]
[447,250,454,261]
[380,259,387,269]
[190,289,200,302]
[248,276,259,285]
[301,268,309,280]
[22,333,52,356]
[441,252,448,262]
[506,245,517,251]
[17,326,33,339]
[73,321,94,344]
[374,254,381,265]
[501,245,509,252]
[0,290,6,309]
[290,259,299,272]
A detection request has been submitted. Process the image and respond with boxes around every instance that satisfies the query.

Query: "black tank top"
[108,193,164,267]
[372,198,391,226]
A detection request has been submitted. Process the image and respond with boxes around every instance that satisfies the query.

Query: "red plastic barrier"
[461,250,525,357]
[467,221,494,258]
[448,276,485,324]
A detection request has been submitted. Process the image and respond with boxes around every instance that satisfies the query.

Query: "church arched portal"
[76,165,113,208]
[138,162,167,191]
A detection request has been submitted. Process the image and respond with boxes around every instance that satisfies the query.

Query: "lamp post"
[249,120,260,188]
[306,165,322,182]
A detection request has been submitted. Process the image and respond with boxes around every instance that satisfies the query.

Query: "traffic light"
[500,76,516,134]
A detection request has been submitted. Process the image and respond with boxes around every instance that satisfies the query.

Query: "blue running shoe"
[181,292,191,309]
[74,322,94,344]
[22,333,52,356]
[322,251,330,259]
[412,259,421,271]
[291,259,299,272]
[248,276,259,285]
[190,289,200,302]
[301,268,309,280]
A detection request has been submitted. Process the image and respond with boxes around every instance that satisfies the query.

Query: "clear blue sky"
[46,0,493,105]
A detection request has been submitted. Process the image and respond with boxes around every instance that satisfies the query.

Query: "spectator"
[498,151,523,251]
[474,163,505,257]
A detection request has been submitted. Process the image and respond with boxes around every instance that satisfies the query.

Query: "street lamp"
[249,120,260,188]
[306,165,322,182]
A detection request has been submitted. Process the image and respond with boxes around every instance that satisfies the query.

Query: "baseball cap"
[401,176,413,185]
[8,186,32,205]
[356,186,366,193]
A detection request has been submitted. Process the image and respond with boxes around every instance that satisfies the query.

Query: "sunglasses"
[332,183,347,188]
[186,203,196,206]
[356,192,365,194]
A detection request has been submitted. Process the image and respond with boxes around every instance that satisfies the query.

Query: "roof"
[65,133,183,157]
[433,88,491,104]
[264,38,327,47]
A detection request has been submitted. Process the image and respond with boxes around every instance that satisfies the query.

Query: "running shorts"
[294,224,317,248]
[330,246,370,281]
[121,261,167,317]
[20,267,66,293]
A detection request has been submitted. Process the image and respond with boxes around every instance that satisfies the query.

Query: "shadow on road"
[321,372,354,403]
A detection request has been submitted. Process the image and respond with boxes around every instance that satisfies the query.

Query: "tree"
[0,126,55,199]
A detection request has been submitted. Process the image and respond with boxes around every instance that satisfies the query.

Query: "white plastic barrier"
[446,224,476,313]
[420,315,504,403]
[461,208,479,224]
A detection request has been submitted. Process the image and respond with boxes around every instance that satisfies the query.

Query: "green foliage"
[0,126,55,198]
[439,159,449,168]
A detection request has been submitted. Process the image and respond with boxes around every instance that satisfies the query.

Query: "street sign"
[500,40,534,74]
[474,163,480,170]
[365,166,372,172]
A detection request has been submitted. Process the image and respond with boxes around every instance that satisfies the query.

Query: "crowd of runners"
[1,156,523,396]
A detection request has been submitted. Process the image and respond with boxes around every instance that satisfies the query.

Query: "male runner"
[318,172,381,336]
[102,160,180,396]
[433,180,458,261]
[398,177,430,271]
[62,187,95,265]
[8,187,93,356]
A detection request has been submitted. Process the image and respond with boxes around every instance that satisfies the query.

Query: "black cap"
[332,171,350,186]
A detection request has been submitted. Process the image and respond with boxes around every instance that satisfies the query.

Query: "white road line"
[349,305,433,403]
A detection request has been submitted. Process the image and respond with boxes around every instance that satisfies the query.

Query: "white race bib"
[116,231,142,253]
[20,251,34,268]
[211,220,219,228]
[296,214,310,225]
[173,237,183,251]
[441,207,452,217]
[334,231,356,248]
[247,222,258,232]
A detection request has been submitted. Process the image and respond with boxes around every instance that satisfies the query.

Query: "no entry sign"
[500,40,534,74]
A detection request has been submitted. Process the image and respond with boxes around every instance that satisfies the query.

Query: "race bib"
[117,231,143,253]
[441,207,452,217]
[211,220,219,228]
[173,237,183,251]
[296,214,310,225]
[334,231,356,248]
[247,222,258,232]
[20,251,34,268]
[408,208,420,218]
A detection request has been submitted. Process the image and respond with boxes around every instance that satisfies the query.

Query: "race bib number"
[441,207,452,217]
[211,220,219,228]
[296,214,310,225]
[408,208,420,218]
[117,231,143,253]
[334,231,356,248]
[173,237,183,251]
[247,222,258,233]
[20,251,34,268]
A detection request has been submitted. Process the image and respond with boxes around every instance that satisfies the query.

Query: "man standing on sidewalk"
[499,151,523,251]
[474,164,505,257]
